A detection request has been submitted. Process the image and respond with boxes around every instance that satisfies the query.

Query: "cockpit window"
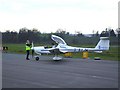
[51,35,67,45]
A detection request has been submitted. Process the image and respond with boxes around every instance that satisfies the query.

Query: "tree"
[109,29,116,37]
[18,27,29,43]
[100,28,110,37]
[100,31,106,37]
[92,30,95,37]
[76,31,83,37]
[2,30,18,43]
[95,31,99,36]
[116,28,120,37]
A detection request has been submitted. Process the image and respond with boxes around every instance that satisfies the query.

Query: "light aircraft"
[31,35,110,61]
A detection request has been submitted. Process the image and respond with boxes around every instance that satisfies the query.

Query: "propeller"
[31,42,34,58]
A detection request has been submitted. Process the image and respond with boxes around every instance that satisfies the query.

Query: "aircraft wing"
[41,48,61,54]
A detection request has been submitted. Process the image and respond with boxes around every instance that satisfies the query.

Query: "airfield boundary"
[2,44,119,61]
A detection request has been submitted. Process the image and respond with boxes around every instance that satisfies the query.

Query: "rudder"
[95,37,110,50]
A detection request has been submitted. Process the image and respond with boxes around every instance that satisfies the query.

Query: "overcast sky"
[0,0,119,34]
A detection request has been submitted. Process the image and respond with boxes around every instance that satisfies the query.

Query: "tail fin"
[95,37,110,50]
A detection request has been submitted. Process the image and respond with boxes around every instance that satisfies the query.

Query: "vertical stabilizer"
[95,37,110,50]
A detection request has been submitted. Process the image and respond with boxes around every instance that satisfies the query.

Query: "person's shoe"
[26,58,30,60]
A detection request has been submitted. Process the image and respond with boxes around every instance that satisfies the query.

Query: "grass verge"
[2,44,119,61]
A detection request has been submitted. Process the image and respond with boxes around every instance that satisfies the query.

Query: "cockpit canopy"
[51,35,67,45]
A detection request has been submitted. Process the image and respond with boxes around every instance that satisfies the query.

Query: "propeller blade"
[31,42,34,58]
[32,49,34,58]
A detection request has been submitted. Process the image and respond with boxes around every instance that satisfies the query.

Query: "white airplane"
[31,35,110,61]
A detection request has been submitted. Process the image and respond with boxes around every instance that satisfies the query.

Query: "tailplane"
[95,37,110,51]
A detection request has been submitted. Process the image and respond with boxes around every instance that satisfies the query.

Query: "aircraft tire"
[35,57,39,61]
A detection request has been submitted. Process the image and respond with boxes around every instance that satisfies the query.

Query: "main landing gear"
[34,55,63,61]
[53,56,63,61]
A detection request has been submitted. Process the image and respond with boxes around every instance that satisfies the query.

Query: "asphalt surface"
[2,53,118,88]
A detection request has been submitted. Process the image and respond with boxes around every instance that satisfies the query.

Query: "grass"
[2,44,119,61]
[3,44,26,54]
[72,46,118,61]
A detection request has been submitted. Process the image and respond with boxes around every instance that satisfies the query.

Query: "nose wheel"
[35,56,39,61]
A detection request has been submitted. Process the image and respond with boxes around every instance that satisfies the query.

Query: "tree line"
[2,27,119,45]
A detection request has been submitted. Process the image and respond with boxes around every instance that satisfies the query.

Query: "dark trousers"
[26,50,30,59]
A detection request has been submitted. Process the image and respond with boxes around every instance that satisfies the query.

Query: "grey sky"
[0,0,119,34]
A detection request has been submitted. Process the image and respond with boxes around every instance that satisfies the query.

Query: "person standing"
[26,40,31,60]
